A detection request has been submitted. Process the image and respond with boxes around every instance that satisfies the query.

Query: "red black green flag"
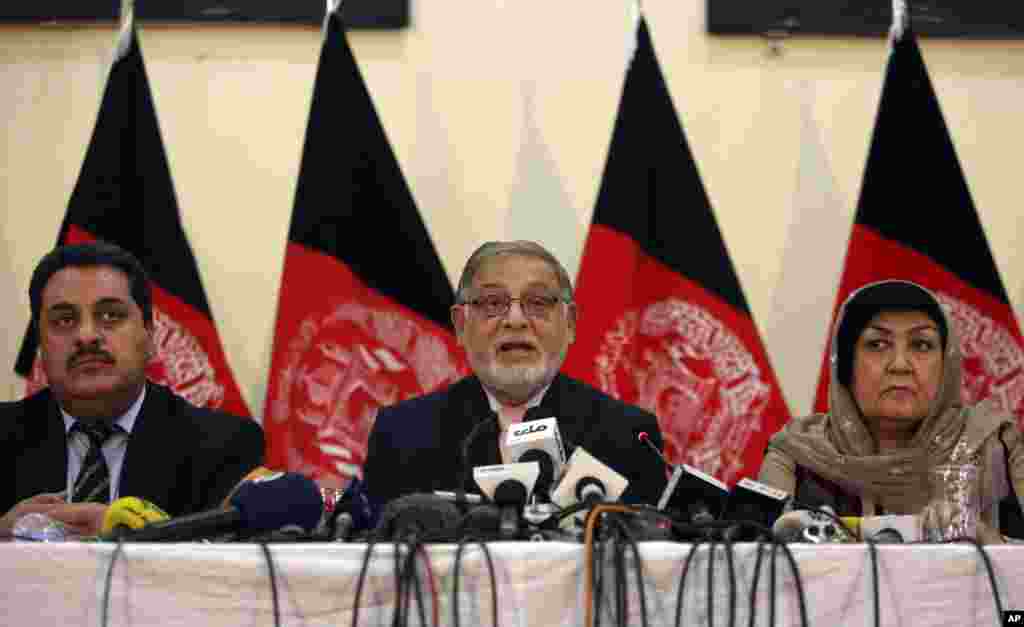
[812,26,1024,429]
[262,8,467,488]
[15,25,250,418]
[564,16,791,485]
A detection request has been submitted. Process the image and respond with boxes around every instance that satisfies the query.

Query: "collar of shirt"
[482,382,551,433]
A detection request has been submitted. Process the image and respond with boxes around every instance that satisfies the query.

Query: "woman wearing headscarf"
[759,280,1024,542]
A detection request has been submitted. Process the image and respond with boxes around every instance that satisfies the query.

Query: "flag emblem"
[267,299,465,481]
[595,299,771,483]
[937,292,1024,416]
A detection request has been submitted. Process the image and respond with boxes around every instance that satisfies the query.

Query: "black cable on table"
[100,537,126,627]
[452,534,499,627]
[258,542,282,627]
[956,537,1005,623]
[351,537,380,627]
[866,539,880,627]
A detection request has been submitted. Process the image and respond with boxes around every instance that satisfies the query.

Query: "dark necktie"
[71,421,121,504]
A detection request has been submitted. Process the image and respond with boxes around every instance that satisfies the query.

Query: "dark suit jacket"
[2,382,264,517]
[363,373,667,510]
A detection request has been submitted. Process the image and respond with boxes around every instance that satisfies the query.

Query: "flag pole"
[115,0,134,62]
[890,0,909,42]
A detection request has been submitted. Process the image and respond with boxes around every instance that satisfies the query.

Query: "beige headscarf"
[768,280,1014,513]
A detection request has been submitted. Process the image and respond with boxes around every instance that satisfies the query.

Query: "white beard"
[473,348,566,403]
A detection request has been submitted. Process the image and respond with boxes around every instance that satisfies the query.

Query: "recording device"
[374,493,462,542]
[772,507,854,543]
[503,417,566,498]
[550,447,628,510]
[721,478,789,530]
[658,463,729,524]
[110,472,324,542]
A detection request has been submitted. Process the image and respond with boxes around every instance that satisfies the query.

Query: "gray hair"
[455,240,574,304]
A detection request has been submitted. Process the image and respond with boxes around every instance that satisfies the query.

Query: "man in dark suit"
[0,242,263,538]
[363,240,667,511]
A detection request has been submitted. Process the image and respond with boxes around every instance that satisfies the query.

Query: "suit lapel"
[120,384,187,512]
[21,395,71,499]
[535,373,584,455]
[444,377,500,485]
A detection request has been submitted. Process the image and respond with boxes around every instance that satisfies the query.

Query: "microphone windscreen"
[518,449,555,494]
[101,497,171,537]
[231,472,324,534]
[493,479,528,506]
[375,493,462,541]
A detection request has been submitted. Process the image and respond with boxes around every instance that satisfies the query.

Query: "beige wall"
[2,0,1022,417]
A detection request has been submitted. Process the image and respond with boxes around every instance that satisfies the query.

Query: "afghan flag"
[263,7,467,488]
[563,16,791,486]
[15,22,250,418]
[812,25,1024,430]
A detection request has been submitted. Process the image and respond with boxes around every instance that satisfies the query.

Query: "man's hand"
[47,503,109,538]
[0,493,67,537]
[2,494,109,539]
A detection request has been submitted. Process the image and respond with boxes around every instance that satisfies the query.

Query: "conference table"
[5,540,1022,626]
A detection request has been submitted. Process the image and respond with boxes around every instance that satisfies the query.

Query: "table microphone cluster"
[102,471,325,542]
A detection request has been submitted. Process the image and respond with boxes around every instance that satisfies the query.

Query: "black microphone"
[458,411,498,499]
[375,493,462,542]
[113,472,324,542]
[637,431,672,470]
[657,463,730,525]
[720,478,789,540]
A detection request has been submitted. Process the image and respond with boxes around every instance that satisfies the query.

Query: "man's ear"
[566,303,577,343]
[451,305,467,347]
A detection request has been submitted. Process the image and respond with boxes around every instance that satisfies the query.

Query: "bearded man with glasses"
[362,240,667,512]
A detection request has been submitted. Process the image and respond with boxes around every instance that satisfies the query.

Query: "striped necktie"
[71,420,121,504]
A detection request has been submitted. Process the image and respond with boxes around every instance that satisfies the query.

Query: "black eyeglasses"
[464,292,565,319]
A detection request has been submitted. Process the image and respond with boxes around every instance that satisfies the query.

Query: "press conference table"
[5,540,1022,626]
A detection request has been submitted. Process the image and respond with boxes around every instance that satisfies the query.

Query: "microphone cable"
[744,533,809,627]
[452,534,499,627]
[393,535,430,627]
[866,537,880,627]
[352,534,433,627]
[100,537,126,627]
[956,537,1005,623]
[258,542,282,627]
[581,504,650,627]
[607,512,650,627]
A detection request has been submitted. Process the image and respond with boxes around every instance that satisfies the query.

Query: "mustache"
[68,348,115,368]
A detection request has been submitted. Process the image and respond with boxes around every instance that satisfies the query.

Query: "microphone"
[325,476,378,541]
[101,497,171,538]
[550,447,629,511]
[375,493,462,542]
[473,462,540,505]
[113,472,324,542]
[721,478,789,530]
[772,506,856,544]
[657,463,729,524]
[220,465,281,507]
[504,417,566,499]
[637,431,672,470]
[473,461,541,538]
[459,412,499,499]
